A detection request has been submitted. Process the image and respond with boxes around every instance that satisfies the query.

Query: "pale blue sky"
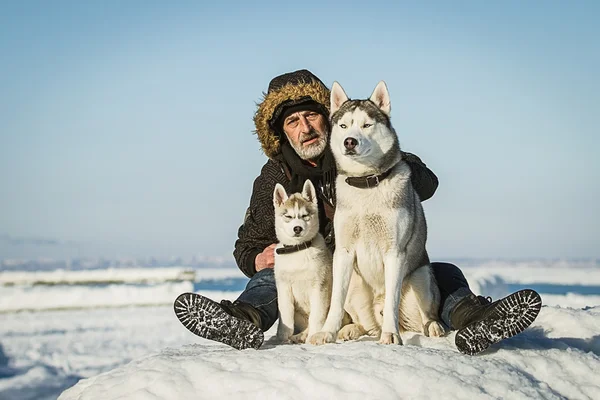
[1,1,598,260]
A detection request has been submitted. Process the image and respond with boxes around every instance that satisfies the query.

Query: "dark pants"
[237,262,473,332]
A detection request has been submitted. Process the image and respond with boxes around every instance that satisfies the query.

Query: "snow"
[0,267,196,286]
[0,268,241,312]
[0,282,194,312]
[57,307,600,400]
[0,260,599,400]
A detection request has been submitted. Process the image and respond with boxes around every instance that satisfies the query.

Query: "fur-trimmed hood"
[253,79,330,159]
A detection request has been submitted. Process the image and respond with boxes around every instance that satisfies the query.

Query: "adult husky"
[311,81,445,345]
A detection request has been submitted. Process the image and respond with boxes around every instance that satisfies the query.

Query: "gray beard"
[291,136,328,160]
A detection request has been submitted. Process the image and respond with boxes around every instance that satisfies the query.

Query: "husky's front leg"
[306,286,330,339]
[380,251,404,345]
[309,248,354,345]
[276,284,295,343]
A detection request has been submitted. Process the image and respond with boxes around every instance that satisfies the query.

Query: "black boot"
[174,292,264,350]
[451,289,542,355]
[219,299,262,329]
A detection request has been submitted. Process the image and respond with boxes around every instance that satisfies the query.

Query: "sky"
[1,1,598,261]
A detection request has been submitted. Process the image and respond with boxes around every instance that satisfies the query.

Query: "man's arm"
[403,152,439,202]
[233,160,289,278]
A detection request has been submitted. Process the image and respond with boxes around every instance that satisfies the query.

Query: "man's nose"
[298,115,311,133]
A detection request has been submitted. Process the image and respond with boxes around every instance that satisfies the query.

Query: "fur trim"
[253,81,330,159]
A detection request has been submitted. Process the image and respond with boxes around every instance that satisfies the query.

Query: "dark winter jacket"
[233,154,438,278]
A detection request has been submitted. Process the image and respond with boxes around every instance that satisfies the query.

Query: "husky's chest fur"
[274,235,332,313]
[335,162,421,291]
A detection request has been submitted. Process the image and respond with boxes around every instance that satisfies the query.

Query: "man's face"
[282,110,328,161]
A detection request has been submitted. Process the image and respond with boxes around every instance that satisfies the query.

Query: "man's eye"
[307,113,318,119]
[340,124,347,129]
[363,123,372,128]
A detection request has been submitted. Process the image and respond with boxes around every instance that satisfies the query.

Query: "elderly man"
[175,70,541,355]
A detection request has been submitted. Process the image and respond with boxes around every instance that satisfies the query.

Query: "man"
[175,69,542,355]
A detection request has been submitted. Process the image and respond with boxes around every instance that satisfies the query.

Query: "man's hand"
[255,244,277,272]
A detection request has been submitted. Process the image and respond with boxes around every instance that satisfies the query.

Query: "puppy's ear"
[369,81,391,116]
[273,183,288,208]
[330,81,349,116]
[301,180,317,205]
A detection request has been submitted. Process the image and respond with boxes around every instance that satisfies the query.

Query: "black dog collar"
[345,168,393,189]
[275,240,313,255]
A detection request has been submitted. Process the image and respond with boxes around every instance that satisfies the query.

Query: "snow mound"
[59,306,600,400]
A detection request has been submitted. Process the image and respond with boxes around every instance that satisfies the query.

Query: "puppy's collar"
[275,240,313,255]
[345,168,393,189]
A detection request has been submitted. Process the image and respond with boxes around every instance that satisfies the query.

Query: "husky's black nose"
[344,137,358,150]
[293,226,303,235]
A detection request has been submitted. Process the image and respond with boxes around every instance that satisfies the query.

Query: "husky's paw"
[308,331,337,345]
[379,332,402,345]
[425,321,446,337]
[337,324,366,341]
[367,326,382,338]
[290,331,308,344]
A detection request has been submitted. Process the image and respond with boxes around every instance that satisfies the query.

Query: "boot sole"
[174,292,264,350]
[455,289,542,355]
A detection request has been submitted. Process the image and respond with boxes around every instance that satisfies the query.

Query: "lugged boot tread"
[455,289,542,355]
[174,292,264,350]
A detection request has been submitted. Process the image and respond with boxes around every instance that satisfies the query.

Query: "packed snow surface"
[58,306,600,400]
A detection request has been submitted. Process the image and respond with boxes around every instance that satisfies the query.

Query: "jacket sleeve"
[233,160,288,278]
[402,152,439,202]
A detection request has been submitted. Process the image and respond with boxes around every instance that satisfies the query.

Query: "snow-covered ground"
[0,260,599,400]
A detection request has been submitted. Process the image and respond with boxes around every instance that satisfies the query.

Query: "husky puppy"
[273,180,333,344]
[311,81,445,345]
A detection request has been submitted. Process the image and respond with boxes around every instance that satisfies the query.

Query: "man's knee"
[246,267,276,289]
[431,262,468,285]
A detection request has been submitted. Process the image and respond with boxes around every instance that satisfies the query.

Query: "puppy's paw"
[337,324,366,341]
[379,332,402,345]
[367,326,382,338]
[338,324,364,341]
[277,335,292,344]
[425,321,446,337]
[290,331,308,344]
[308,331,336,345]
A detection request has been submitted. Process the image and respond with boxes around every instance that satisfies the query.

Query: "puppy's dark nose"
[344,137,358,150]
[293,226,303,235]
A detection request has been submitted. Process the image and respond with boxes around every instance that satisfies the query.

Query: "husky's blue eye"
[301,215,310,221]
[363,123,372,128]
[340,124,347,129]
[283,215,292,221]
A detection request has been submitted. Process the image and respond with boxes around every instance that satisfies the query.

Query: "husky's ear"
[273,183,288,208]
[330,81,349,116]
[369,81,391,116]
[301,180,317,205]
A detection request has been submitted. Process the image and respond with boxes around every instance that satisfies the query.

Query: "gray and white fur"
[310,81,445,345]
[273,180,333,344]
